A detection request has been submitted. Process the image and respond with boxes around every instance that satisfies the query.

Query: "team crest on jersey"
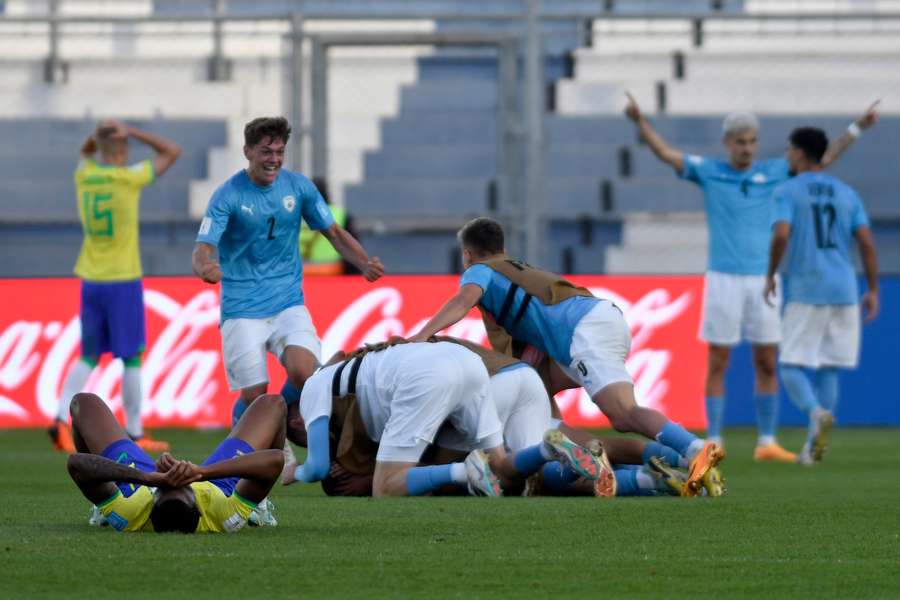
[751,173,768,184]
[283,195,296,212]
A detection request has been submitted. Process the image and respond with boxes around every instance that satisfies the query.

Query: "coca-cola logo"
[0,276,705,428]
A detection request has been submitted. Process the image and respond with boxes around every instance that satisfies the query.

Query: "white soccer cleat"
[88,504,107,527]
[248,498,278,527]
[811,410,834,462]
[464,450,503,497]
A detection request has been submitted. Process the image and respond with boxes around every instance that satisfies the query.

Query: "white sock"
[539,441,555,461]
[757,435,776,447]
[685,439,706,460]
[450,462,467,484]
[58,359,94,422]
[635,469,657,492]
[122,366,143,438]
[283,439,296,463]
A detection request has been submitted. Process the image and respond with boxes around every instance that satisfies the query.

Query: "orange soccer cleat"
[753,443,797,463]
[682,441,726,497]
[47,420,76,453]
[134,433,171,453]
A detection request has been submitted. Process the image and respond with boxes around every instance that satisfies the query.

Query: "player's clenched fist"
[363,256,384,282]
[199,261,223,284]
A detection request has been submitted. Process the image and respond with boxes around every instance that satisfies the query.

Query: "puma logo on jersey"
[241,204,254,216]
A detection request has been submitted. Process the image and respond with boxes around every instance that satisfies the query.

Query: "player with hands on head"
[624,91,879,462]
[66,391,286,533]
[50,118,182,455]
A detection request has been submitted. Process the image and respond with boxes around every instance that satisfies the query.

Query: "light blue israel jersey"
[681,155,791,275]
[461,265,598,364]
[196,169,334,321]
[773,171,869,305]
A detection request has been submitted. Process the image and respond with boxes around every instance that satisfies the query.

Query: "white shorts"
[220,305,321,391]
[700,271,781,346]
[436,365,551,453]
[558,301,633,399]
[779,303,860,369]
[373,343,504,463]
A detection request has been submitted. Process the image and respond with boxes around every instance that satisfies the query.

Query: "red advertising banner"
[0,275,706,429]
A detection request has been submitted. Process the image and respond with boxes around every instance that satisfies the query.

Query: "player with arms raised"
[625,93,879,461]
[765,127,879,465]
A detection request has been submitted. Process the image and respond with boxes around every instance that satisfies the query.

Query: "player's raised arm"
[191,242,222,284]
[624,91,685,173]
[855,225,880,322]
[821,100,880,168]
[409,283,484,342]
[320,223,384,282]
[126,124,182,178]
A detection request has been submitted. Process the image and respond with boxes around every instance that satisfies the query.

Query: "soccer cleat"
[543,429,603,481]
[683,441,725,497]
[811,410,834,462]
[586,440,616,497]
[701,466,726,497]
[753,443,797,463]
[648,456,687,496]
[88,504,108,527]
[521,472,544,497]
[248,498,278,527]
[48,421,76,453]
[133,433,171,453]
[465,450,503,497]
[281,458,299,486]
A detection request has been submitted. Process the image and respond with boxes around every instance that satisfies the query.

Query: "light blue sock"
[541,462,580,494]
[513,444,549,477]
[816,368,840,413]
[406,464,457,496]
[704,395,725,440]
[754,393,779,439]
[231,397,248,428]
[656,422,701,458]
[641,441,686,469]
[280,380,302,407]
[614,469,640,496]
[780,365,820,415]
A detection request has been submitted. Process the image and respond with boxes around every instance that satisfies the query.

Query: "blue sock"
[754,393,778,440]
[614,469,640,496]
[780,365,820,415]
[656,422,700,457]
[280,380,302,407]
[513,444,548,477]
[231,397,248,428]
[405,464,457,496]
[613,463,641,471]
[641,441,684,469]
[815,368,840,413]
[704,396,725,440]
[541,462,579,494]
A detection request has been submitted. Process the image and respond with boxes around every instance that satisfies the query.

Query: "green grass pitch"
[1,427,898,599]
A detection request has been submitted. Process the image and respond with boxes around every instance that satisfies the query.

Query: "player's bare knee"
[254,394,287,417]
[69,392,101,419]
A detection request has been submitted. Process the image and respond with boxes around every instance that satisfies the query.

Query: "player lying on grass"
[284,337,720,498]
[66,392,285,533]
[409,217,723,496]
[281,340,606,496]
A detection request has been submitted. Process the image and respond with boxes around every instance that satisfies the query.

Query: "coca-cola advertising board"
[0,275,706,429]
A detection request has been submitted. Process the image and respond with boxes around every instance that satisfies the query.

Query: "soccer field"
[2,428,898,599]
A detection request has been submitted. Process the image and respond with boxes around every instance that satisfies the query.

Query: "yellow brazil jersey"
[97,481,257,533]
[74,159,155,281]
